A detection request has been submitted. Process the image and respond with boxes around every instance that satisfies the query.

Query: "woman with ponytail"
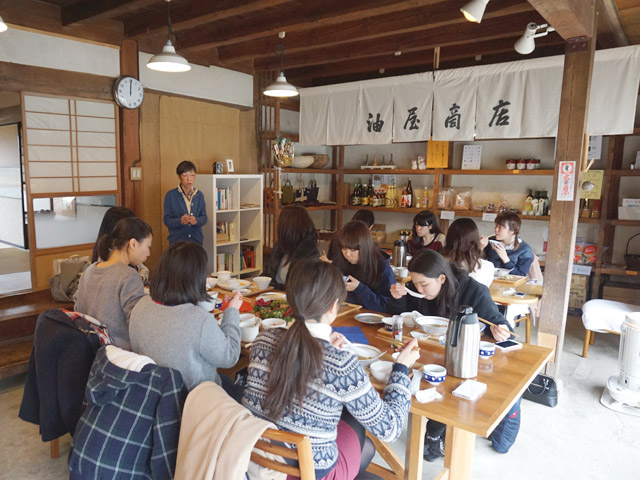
[243,259,419,480]
[75,217,152,350]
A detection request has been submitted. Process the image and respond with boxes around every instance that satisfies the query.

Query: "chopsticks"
[478,317,520,338]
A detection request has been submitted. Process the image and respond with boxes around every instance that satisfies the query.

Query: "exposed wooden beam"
[61,0,157,26]
[125,0,292,39]
[179,0,443,53]
[527,0,596,39]
[596,0,630,47]
[218,0,533,63]
[254,11,548,71]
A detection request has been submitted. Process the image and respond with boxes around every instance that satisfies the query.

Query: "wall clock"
[113,76,144,109]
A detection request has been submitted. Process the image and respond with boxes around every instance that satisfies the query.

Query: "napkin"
[410,369,423,394]
[415,387,442,403]
[333,326,369,345]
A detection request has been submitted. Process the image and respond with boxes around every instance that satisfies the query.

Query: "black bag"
[523,373,558,407]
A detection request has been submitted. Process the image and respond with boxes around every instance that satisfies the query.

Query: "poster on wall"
[557,161,576,201]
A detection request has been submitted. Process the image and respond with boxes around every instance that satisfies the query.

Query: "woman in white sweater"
[441,218,494,287]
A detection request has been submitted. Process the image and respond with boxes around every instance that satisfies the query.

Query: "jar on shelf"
[516,158,527,169]
[486,203,495,213]
[526,159,536,170]
[590,200,601,219]
[505,159,516,170]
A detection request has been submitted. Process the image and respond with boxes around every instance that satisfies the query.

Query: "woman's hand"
[490,324,511,342]
[180,214,190,225]
[390,282,407,299]
[491,242,510,264]
[319,250,332,263]
[479,235,489,249]
[395,338,420,368]
[345,275,359,292]
[330,331,347,348]
[227,291,243,310]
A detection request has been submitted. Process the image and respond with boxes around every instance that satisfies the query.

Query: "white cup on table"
[217,270,231,282]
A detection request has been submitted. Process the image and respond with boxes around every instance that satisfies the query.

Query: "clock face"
[114,76,144,109]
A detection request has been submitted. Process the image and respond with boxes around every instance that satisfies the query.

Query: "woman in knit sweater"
[243,260,419,480]
[75,217,152,350]
[129,241,241,391]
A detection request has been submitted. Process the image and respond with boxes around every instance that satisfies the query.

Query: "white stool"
[581,299,640,358]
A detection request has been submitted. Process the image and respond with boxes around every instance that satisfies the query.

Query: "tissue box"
[618,206,640,220]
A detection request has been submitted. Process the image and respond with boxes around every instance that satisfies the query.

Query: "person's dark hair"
[441,218,483,273]
[176,160,197,176]
[407,249,459,319]
[495,213,521,249]
[411,210,442,239]
[95,217,152,265]
[277,205,318,263]
[332,220,382,288]
[352,209,375,228]
[150,241,211,306]
[92,206,136,262]
[263,260,347,420]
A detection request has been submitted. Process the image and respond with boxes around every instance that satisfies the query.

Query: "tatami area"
[0,316,638,480]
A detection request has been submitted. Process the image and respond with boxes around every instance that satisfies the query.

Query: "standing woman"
[484,213,533,277]
[129,241,241,391]
[330,220,395,313]
[243,260,419,480]
[163,160,207,245]
[441,218,495,287]
[408,210,446,254]
[263,204,319,290]
[75,217,152,350]
[388,249,517,460]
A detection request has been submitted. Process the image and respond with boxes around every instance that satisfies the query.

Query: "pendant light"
[514,22,556,55]
[460,0,490,23]
[147,0,191,73]
[0,15,8,33]
[263,32,298,98]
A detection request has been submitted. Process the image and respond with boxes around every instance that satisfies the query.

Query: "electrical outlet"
[130,166,142,181]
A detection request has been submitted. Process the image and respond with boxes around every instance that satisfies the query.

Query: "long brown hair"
[441,218,483,273]
[332,220,382,287]
[277,205,318,264]
[263,260,347,420]
[495,213,521,249]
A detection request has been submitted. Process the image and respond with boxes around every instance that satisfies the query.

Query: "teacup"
[239,315,260,342]
[253,276,272,290]
[397,266,409,278]
[217,270,231,282]
[382,317,394,332]
[206,277,217,289]
[479,341,496,359]
[423,364,447,385]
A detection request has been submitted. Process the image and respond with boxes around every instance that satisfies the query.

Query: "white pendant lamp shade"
[147,39,191,72]
[264,72,299,97]
[514,23,538,55]
[460,0,490,23]
[0,15,8,33]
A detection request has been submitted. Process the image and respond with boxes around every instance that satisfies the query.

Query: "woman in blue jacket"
[484,213,533,277]
[163,161,207,245]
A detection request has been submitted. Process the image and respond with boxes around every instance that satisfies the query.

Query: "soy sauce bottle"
[392,315,403,351]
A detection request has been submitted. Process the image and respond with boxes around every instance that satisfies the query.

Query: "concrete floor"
[1,316,639,479]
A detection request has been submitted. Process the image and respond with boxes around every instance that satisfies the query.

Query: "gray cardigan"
[129,295,241,390]
[74,262,145,350]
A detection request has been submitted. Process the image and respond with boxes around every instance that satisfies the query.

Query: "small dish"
[261,318,287,329]
[218,279,252,292]
[354,313,384,325]
[410,331,430,341]
[423,364,447,385]
[479,341,496,358]
[369,360,393,383]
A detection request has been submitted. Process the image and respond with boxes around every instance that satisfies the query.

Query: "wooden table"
[489,283,540,305]
[333,314,553,480]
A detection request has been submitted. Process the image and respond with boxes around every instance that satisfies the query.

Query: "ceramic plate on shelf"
[217,279,252,291]
[354,313,384,325]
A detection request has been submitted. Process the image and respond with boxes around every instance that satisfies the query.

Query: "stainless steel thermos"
[445,305,480,378]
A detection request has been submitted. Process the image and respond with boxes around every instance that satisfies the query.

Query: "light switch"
[130,166,142,181]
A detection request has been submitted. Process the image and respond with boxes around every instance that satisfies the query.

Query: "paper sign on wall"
[482,213,497,222]
[440,210,455,220]
[427,140,449,168]
[580,170,604,199]
[462,145,482,170]
[557,161,576,201]
[587,135,602,159]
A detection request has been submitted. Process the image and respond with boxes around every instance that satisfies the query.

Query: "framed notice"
[461,145,482,170]
[557,161,576,201]
[427,140,449,168]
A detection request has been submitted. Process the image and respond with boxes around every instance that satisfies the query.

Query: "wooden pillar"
[537,12,596,377]
[119,39,142,215]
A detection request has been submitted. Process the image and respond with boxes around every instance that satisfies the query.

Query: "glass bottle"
[392,315,403,351]
[350,185,359,206]
[524,189,534,215]
[407,180,414,208]
[367,177,375,206]
[360,179,369,207]
[540,191,549,215]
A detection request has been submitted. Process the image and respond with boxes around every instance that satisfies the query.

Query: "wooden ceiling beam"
[218,0,533,63]
[125,0,292,40]
[596,0,629,47]
[254,11,547,71]
[61,0,157,26]
[527,0,595,39]
[178,0,444,53]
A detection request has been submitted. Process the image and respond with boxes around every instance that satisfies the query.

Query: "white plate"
[217,279,252,291]
[354,313,384,325]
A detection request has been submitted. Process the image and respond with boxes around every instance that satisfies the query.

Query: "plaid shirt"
[69,347,188,480]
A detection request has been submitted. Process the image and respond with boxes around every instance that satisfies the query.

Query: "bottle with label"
[350,184,359,206]
[406,180,414,208]
[360,180,369,207]
[524,190,534,215]
[533,191,542,216]
[367,177,375,206]
[590,199,601,219]
[401,185,409,208]
[392,315,403,351]
[540,191,549,215]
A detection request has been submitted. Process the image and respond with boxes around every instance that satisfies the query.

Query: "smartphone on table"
[495,340,523,351]
[514,292,527,298]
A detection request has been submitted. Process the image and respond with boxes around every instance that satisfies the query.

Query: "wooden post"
[119,39,141,215]
[537,12,596,377]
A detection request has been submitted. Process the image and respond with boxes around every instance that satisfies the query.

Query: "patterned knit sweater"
[242,329,412,477]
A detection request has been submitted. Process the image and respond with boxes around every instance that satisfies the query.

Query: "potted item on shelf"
[273,136,294,167]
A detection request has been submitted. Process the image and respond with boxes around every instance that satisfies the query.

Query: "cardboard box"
[568,274,589,310]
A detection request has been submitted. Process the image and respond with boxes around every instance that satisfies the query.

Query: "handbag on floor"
[523,373,558,407]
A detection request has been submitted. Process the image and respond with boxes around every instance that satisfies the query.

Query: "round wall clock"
[113,76,144,109]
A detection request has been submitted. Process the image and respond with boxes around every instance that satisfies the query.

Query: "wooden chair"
[250,428,315,480]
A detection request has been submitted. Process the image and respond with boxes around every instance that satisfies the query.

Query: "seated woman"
[75,217,152,350]
[330,220,395,313]
[408,210,446,254]
[243,259,419,480]
[129,241,241,391]
[441,218,494,287]
[263,204,319,290]
[92,206,150,285]
[388,249,517,461]
[484,213,534,277]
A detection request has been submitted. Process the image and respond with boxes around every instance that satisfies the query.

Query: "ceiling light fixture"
[514,22,556,55]
[460,0,490,23]
[147,0,191,73]
[0,15,8,33]
[263,32,298,98]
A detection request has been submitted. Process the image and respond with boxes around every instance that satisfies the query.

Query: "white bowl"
[415,316,449,336]
[206,277,217,289]
[343,343,383,367]
[400,312,417,328]
[289,155,314,168]
[370,360,393,382]
[382,317,394,332]
[253,276,272,290]
[479,341,496,358]
[217,270,231,282]
[262,318,287,329]
[423,364,447,385]
[240,317,260,342]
